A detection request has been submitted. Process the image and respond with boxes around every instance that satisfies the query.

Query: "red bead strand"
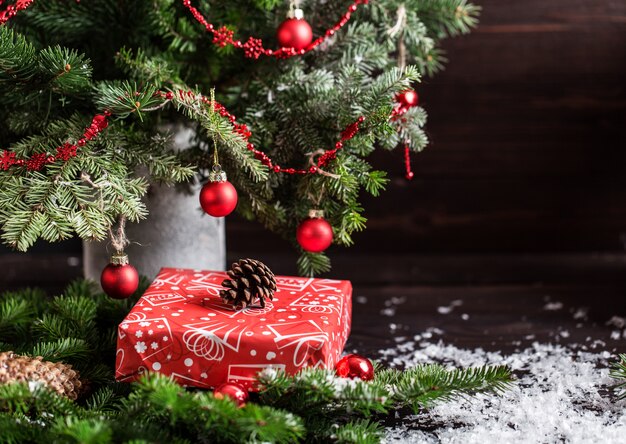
[0,112,110,172]
[154,90,366,176]
[0,0,33,24]
[182,0,369,60]
[2,88,410,179]
[404,144,414,180]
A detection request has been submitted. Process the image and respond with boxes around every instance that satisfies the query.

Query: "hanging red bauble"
[100,253,139,300]
[276,9,313,51]
[213,382,249,407]
[395,89,419,110]
[200,166,238,217]
[335,354,375,381]
[296,210,333,253]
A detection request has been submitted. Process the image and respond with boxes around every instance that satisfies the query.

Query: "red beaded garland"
[100,262,139,300]
[0,0,33,24]
[0,113,109,172]
[296,217,333,253]
[277,17,313,51]
[335,354,375,381]
[182,0,369,60]
[189,92,365,176]
[213,382,249,407]
[404,144,414,180]
[200,180,238,217]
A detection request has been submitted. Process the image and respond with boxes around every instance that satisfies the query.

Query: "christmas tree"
[0,0,479,276]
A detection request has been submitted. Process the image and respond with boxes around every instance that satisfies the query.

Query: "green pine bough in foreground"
[0,281,513,443]
[0,0,480,275]
[612,354,626,400]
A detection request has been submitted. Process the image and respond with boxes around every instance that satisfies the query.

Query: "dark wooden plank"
[226,0,626,255]
[3,252,626,288]
[348,284,626,357]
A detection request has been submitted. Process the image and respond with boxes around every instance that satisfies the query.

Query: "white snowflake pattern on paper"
[135,330,143,338]
[151,342,159,350]
[148,330,153,335]
[134,342,147,353]
[139,322,151,327]
[152,272,185,288]
[121,324,129,330]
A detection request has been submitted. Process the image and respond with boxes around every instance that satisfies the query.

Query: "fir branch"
[0,280,511,443]
[611,354,626,400]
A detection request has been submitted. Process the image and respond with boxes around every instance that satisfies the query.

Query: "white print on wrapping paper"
[170,372,212,388]
[227,363,287,382]
[151,272,186,288]
[185,272,227,295]
[117,316,174,374]
[267,320,329,367]
[182,320,247,361]
[141,291,187,307]
[289,293,343,315]
[275,277,314,292]
[202,298,276,318]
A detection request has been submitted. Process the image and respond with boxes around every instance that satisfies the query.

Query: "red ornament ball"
[396,89,419,109]
[277,18,313,51]
[335,354,375,381]
[214,382,249,407]
[200,180,238,217]
[100,263,139,300]
[296,217,333,253]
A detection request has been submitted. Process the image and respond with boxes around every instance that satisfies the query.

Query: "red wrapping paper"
[116,268,352,389]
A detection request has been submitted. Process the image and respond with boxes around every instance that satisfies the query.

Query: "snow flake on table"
[380,334,626,443]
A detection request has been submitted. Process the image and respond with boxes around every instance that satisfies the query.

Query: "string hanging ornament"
[100,216,139,300]
[388,4,417,181]
[199,90,238,218]
[276,0,313,51]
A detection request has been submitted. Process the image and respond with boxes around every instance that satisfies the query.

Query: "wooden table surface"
[3,252,625,357]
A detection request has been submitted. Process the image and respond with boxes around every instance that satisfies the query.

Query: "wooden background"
[228,0,626,273]
[3,0,626,287]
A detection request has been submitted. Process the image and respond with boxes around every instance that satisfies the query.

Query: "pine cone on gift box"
[0,351,82,400]
[220,258,277,309]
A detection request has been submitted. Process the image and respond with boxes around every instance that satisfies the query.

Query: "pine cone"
[0,351,82,400]
[220,259,277,309]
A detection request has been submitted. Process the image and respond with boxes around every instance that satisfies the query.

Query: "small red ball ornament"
[296,210,333,253]
[277,9,313,51]
[200,166,238,217]
[214,382,249,407]
[395,89,419,110]
[335,354,375,381]
[100,253,139,300]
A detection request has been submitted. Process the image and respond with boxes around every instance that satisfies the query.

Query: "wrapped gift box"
[116,268,352,389]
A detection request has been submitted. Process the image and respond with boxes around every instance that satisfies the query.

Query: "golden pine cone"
[0,351,82,400]
[220,258,277,309]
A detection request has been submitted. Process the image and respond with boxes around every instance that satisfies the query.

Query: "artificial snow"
[380,333,626,443]
[437,300,463,315]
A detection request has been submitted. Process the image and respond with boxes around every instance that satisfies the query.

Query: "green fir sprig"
[1,0,479,275]
[611,354,626,400]
[0,281,513,443]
